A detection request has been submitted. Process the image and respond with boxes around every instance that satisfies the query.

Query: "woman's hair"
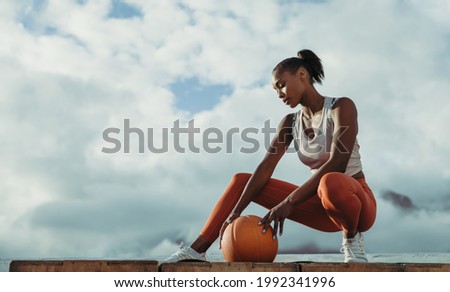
[273,49,324,84]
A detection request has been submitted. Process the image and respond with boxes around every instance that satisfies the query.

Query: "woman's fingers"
[220,213,241,249]
[272,218,279,240]
[259,212,271,225]
[259,211,273,234]
[259,210,285,240]
[279,218,284,236]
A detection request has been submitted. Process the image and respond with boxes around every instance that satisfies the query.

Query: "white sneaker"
[340,232,368,263]
[162,242,207,263]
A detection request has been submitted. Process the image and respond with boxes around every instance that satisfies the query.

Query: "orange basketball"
[221,215,278,262]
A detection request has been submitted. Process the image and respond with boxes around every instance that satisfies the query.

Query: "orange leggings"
[199,172,377,244]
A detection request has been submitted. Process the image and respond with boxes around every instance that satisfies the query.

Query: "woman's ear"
[297,68,307,81]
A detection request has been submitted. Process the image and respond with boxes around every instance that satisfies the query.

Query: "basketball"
[221,215,278,262]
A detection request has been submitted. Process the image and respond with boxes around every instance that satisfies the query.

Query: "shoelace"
[169,241,207,262]
[340,235,365,255]
[173,242,188,259]
[358,236,366,253]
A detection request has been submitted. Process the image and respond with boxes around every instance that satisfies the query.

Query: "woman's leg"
[193,173,253,253]
[195,173,340,252]
[193,171,376,253]
[317,172,377,238]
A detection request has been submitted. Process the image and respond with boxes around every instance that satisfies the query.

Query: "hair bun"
[296,49,324,84]
[297,49,315,60]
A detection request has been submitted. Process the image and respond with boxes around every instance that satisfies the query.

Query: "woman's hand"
[219,212,241,249]
[259,200,294,239]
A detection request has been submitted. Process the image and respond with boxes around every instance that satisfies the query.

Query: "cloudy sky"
[1,0,450,262]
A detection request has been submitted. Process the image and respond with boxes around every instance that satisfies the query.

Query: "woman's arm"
[218,113,294,242]
[231,113,295,214]
[259,97,359,237]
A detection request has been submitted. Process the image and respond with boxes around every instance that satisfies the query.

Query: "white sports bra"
[292,96,363,176]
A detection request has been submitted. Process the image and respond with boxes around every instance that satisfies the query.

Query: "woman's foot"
[163,242,208,263]
[340,232,368,263]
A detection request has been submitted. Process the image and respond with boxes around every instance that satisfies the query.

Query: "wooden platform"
[9,260,159,272]
[9,260,450,272]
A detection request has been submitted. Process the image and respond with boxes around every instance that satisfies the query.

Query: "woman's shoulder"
[274,113,296,133]
[279,112,296,126]
[331,96,357,110]
[329,97,358,122]
[279,111,296,121]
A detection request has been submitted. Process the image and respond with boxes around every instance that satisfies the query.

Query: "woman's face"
[272,69,306,108]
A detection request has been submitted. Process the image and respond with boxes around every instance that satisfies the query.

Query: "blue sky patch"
[108,0,143,19]
[170,77,233,113]
[17,0,46,32]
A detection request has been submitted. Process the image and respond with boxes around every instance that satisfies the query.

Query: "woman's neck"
[301,89,324,119]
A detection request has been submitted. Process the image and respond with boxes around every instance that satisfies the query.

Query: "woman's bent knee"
[231,173,251,184]
[318,172,347,196]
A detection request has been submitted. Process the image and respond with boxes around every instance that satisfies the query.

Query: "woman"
[165,49,377,263]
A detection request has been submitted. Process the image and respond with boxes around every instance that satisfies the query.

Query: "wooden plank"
[299,262,406,272]
[9,260,158,272]
[403,263,450,272]
[9,260,63,272]
[9,260,450,272]
[160,262,299,272]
